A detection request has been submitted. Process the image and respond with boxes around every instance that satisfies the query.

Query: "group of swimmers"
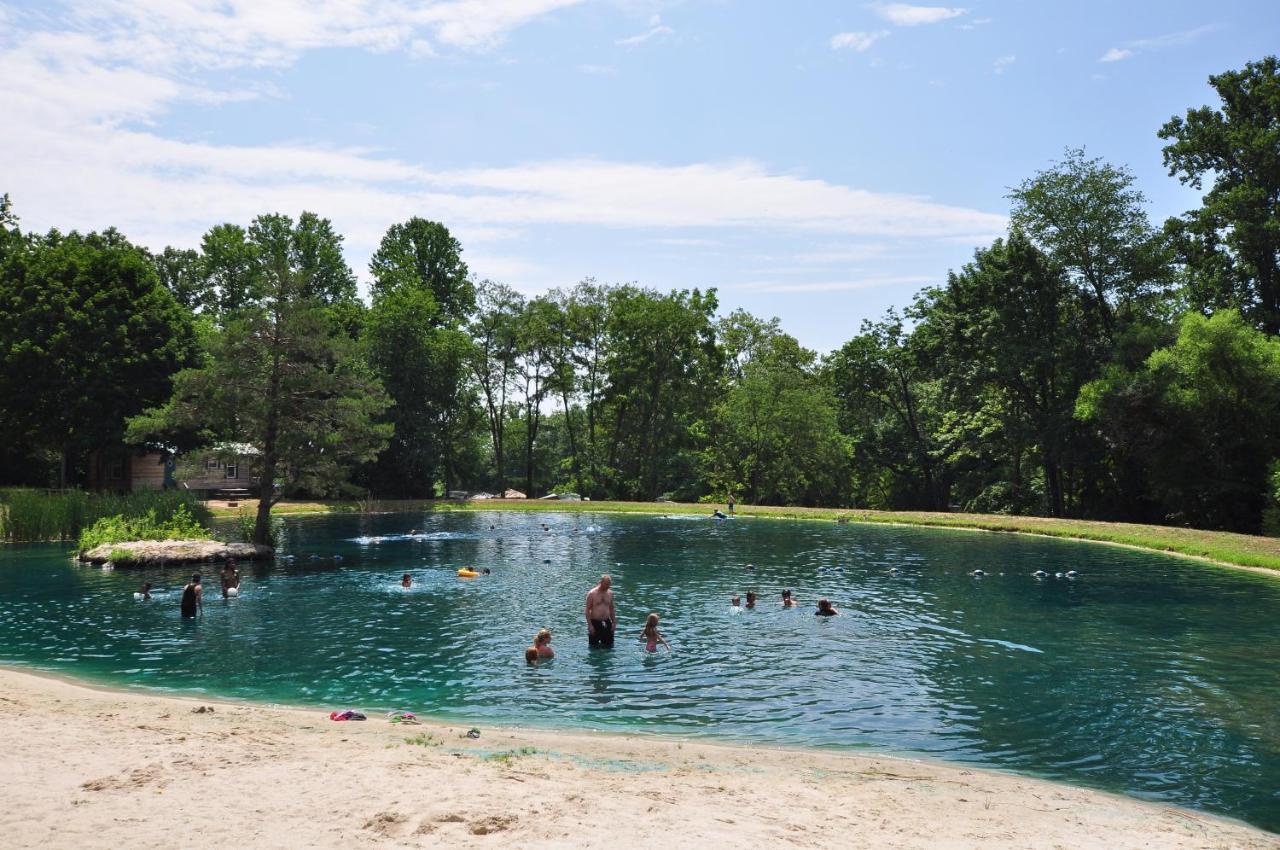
[137,561,242,618]
[731,588,839,616]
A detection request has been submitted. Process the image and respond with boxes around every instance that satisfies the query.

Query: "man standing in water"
[181,573,203,619]
[585,574,616,649]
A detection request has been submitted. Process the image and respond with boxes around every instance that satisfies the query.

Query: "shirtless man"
[585,574,616,649]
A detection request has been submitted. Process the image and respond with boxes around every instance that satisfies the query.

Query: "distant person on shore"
[181,574,203,619]
[727,491,735,515]
[524,646,540,665]
[815,598,838,617]
[640,613,670,653]
[781,589,796,608]
[745,591,757,609]
[401,573,412,588]
[585,574,616,649]
[220,560,240,599]
[535,628,555,658]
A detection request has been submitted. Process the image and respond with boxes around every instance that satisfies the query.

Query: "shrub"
[77,504,210,553]
[1,489,211,543]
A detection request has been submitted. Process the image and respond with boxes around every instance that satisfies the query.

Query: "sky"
[3,1,1277,352]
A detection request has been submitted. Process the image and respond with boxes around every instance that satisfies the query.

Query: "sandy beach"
[1,668,1274,849]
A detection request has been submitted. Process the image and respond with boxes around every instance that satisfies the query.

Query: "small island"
[78,539,272,567]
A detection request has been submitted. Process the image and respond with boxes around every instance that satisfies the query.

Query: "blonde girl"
[640,613,671,653]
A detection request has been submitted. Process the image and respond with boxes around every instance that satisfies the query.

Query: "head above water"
[191,573,201,584]
[645,612,660,628]
[817,598,833,612]
[782,589,791,599]
[525,646,539,664]
[731,595,741,605]
[536,628,552,645]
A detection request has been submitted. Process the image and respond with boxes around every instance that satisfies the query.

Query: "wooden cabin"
[85,449,173,492]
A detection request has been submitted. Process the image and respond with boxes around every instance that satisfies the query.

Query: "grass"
[0,488,212,544]
[76,504,210,553]
[483,746,538,766]
[404,733,441,747]
[200,497,1280,574]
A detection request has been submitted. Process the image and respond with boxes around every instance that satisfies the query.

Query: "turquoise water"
[1,511,1278,831]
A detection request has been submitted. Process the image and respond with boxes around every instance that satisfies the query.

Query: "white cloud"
[993,54,1015,74]
[734,276,935,293]
[2,0,1005,288]
[830,30,890,52]
[576,63,617,74]
[874,4,966,27]
[1098,24,1219,64]
[615,21,672,47]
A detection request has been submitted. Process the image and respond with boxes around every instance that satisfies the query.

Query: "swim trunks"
[589,618,614,649]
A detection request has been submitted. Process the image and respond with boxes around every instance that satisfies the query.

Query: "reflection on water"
[0,511,1278,830]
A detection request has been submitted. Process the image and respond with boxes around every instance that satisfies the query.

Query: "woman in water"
[640,613,671,653]
[534,628,555,658]
[180,574,203,619]
[745,591,757,609]
[815,598,839,617]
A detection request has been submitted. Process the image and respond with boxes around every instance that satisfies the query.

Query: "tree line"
[1,57,1277,542]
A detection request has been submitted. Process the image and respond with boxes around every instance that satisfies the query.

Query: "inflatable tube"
[457,568,479,578]
[133,592,146,600]
[226,586,240,597]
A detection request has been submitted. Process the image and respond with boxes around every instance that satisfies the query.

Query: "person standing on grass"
[727,491,735,515]
[585,574,616,649]
[181,574,203,619]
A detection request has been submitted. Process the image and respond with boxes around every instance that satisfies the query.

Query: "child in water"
[524,646,540,665]
[401,573,412,588]
[815,598,839,617]
[138,582,152,600]
[640,613,671,653]
[745,591,757,609]
[535,628,555,658]
[730,594,741,611]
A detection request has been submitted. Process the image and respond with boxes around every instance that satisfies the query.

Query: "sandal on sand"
[466,728,481,739]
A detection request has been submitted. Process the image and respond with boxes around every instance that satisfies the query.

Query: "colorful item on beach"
[388,711,419,725]
[466,728,481,739]
[329,710,367,721]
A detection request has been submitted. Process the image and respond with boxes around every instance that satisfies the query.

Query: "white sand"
[1,668,1274,849]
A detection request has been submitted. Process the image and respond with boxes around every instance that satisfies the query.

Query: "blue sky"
[3,1,1277,351]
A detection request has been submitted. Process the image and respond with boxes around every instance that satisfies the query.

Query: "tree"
[827,312,946,510]
[1160,56,1280,333]
[152,246,208,313]
[0,227,195,485]
[1009,147,1168,336]
[199,223,261,320]
[470,281,524,491]
[130,216,390,544]
[364,219,476,497]
[1077,310,1280,531]
[369,217,474,321]
[705,327,849,505]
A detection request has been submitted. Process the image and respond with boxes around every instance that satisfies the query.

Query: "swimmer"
[1032,570,1048,578]
[815,598,839,617]
[745,591,757,609]
[712,509,727,519]
[730,594,741,609]
[524,646,540,666]
[138,581,152,601]
[970,569,986,578]
[585,574,616,649]
[401,573,412,588]
[781,589,796,608]
[640,613,670,653]
[220,559,240,599]
[535,628,554,658]
[180,573,203,619]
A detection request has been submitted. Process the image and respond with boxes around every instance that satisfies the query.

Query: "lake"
[1,510,1277,830]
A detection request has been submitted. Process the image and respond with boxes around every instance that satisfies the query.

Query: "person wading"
[181,573,203,619]
[585,574,616,649]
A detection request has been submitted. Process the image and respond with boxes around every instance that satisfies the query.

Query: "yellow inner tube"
[457,568,479,578]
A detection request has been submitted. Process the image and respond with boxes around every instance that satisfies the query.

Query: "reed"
[0,489,212,543]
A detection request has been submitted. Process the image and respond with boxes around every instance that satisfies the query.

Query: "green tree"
[1077,310,1280,532]
[827,312,946,510]
[364,219,476,497]
[152,246,208,313]
[0,227,195,485]
[471,281,524,491]
[1009,147,1168,336]
[369,217,474,321]
[1160,56,1280,333]
[129,219,389,544]
[199,223,261,319]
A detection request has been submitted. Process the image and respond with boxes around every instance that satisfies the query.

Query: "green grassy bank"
[202,497,1280,574]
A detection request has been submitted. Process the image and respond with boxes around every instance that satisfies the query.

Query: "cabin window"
[226,463,239,480]
[206,458,221,470]
[109,461,123,480]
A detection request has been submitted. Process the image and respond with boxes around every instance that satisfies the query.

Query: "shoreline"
[204,498,1280,577]
[2,666,1275,849]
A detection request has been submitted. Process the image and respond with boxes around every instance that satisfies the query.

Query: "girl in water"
[640,613,671,653]
[534,628,555,658]
[401,573,412,588]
